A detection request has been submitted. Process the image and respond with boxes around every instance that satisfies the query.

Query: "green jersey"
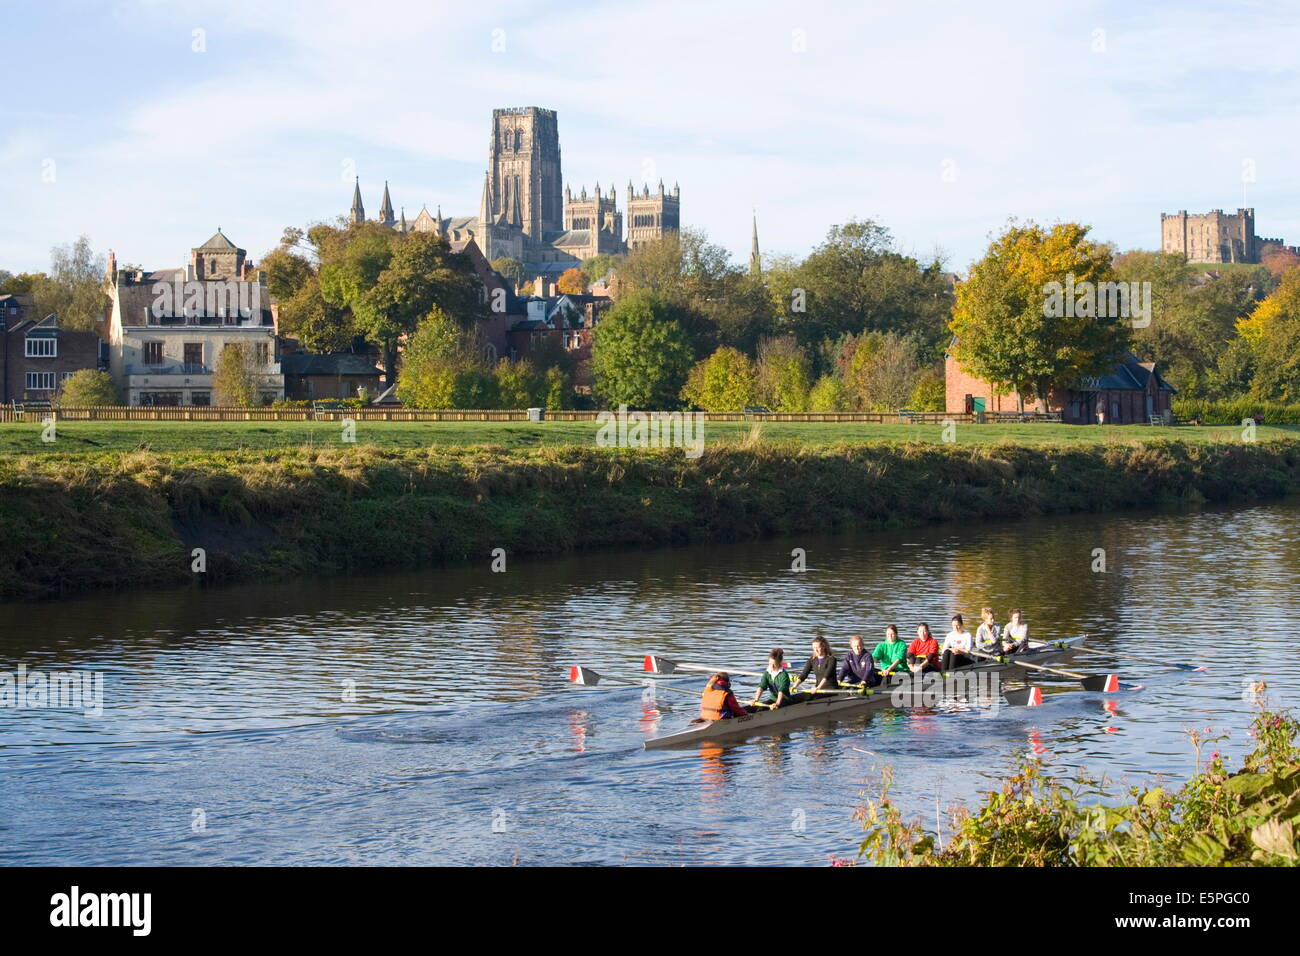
[756,668,792,702]
[872,639,908,674]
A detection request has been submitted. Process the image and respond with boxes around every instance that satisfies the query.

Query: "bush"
[55,370,121,407]
[1173,399,1300,425]
[807,376,853,412]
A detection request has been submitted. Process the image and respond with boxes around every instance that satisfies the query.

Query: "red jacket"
[907,636,940,668]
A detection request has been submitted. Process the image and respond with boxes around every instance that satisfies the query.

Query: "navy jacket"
[839,648,879,686]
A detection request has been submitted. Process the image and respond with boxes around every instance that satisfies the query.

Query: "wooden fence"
[0,406,1066,425]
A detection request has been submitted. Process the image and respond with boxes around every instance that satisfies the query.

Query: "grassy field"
[1,418,1296,456]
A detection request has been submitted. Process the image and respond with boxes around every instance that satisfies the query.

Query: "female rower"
[751,648,793,709]
[975,607,1002,655]
[1002,609,1029,654]
[699,672,750,721]
[907,624,941,674]
[793,636,838,694]
[872,625,908,680]
[941,614,974,670]
[839,634,881,689]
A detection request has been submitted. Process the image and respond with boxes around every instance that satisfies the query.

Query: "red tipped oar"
[644,655,790,679]
[969,650,1128,692]
[568,666,701,697]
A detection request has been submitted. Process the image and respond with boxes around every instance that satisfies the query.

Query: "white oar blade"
[643,654,677,675]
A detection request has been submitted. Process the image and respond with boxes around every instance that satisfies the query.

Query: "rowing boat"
[642,636,1087,749]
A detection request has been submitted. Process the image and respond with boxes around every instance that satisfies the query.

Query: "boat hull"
[642,637,1086,749]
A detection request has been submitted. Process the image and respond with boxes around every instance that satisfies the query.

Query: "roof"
[196,229,239,251]
[281,353,383,377]
[1086,354,1177,393]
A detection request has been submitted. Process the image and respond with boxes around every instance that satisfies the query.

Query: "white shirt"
[943,629,972,654]
[1005,621,1028,648]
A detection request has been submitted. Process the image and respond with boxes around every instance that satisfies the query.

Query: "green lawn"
[1,419,1296,456]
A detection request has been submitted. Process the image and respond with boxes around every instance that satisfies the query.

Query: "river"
[1,499,1297,865]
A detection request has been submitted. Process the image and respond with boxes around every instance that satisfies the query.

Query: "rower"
[941,614,974,670]
[793,636,838,695]
[699,673,750,721]
[872,624,908,680]
[750,648,792,709]
[975,607,1001,656]
[839,634,880,689]
[907,624,941,674]
[1002,609,1029,654]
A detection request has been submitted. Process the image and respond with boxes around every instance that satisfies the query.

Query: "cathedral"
[347,107,680,277]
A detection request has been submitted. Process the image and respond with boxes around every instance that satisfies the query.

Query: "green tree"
[494,359,545,409]
[756,336,812,411]
[680,347,759,411]
[843,331,923,411]
[395,307,472,408]
[581,253,621,286]
[260,244,314,301]
[544,366,571,410]
[212,343,258,406]
[950,221,1128,410]
[909,367,946,412]
[591,289,694,408]
[56,369,122,407]
[807,375,852,412]
[277,281,358,354]
[1238,268,1300,402]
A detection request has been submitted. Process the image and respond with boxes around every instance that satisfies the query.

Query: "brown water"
[1,499,1296,864]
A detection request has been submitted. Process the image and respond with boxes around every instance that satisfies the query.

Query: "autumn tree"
[56,370,121,407]
[213,343,258,406]
[680,347,759,411]
[755,336,811,411]
[31,236,106,330]
[950,221,1128,410]
[1237,267,1300,402]
[557,267,587,295]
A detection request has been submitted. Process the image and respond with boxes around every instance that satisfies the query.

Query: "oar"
[969,649,1125,692]
[1071,647,1206,673]
[644,655,792,679]
[568,665,701,697]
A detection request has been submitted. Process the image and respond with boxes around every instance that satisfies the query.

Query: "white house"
[104,230,284,406]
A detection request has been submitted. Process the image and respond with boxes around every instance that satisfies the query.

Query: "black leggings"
[941,651,974,671]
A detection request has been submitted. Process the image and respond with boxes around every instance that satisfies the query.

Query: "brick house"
[945,345,1177,424]
[1,295,107,403]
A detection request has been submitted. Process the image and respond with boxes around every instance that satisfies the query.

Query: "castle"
[1160,207,1299,264]
[348,107,680,277]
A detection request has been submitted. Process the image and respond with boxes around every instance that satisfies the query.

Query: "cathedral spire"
[749,212,761,276]
[399,207,407,232]
[349,176,365,225]
[379,181,395,227]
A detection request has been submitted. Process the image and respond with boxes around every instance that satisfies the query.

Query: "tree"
[277,281,358,354]
[494,359,546,409]
[842,331,922,411]
[212,343,258,406]
[259,244,314,301]
[321,227,482,385]
[783,220,953,356]
[1237,268,1300,402]
[950,221,1128,410]
[756,336,812,411]
[909,367,946,412]
[556,267,587,295]
[807,376,852,412]
[491,256,525,287]
[680,347,759,411]
[31,236,106,330]
[56,370,121,407]
[591,289,695,408]
[395,307,473,408]
[581,253,621,286]
[544,366,571,410]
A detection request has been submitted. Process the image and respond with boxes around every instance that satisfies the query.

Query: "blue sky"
[2,0,1298,275]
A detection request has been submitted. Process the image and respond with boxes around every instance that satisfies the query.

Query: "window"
[254,342,270,365]
[183,343,204,371]
[190,391,211,407]
[26,372,56,391]
[143,342,164,365]
[139,391,182,406]
[25,337,56,358]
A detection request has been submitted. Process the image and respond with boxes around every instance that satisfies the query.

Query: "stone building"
[1160,207,1300,264]
[347,106,680,277]
[103,230,284,406]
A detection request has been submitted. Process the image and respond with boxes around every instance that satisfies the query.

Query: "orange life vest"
[700,677,734,721]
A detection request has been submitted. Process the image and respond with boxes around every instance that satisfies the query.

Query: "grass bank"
[1,419,1296,456]
[2,436,1299,601]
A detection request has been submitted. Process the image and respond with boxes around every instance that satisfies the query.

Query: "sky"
[2,0,1299,276]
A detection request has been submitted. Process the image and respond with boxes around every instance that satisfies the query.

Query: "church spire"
[749,212,761,276]
[379,180,395,227]
[349,176,365,225]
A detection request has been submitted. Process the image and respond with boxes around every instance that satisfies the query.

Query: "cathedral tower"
[487,107,563,241]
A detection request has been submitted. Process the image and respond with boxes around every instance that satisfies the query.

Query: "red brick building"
[1,295,106,403]
[945,347,1176,424]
